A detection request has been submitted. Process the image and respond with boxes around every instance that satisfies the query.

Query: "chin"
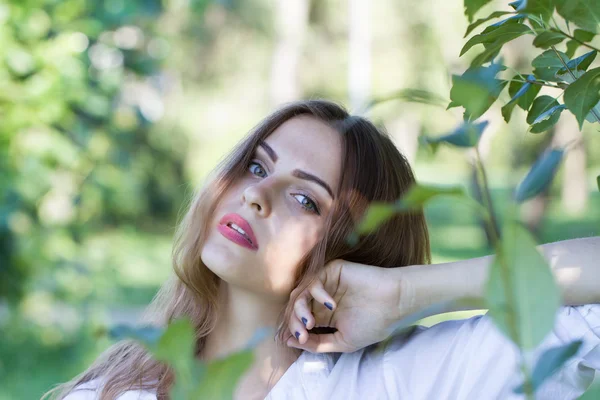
[200,231,259,285]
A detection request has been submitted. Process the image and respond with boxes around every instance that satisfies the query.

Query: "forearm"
[395,236,600,318]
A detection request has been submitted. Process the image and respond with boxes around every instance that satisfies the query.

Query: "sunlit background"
[1,0,599,398]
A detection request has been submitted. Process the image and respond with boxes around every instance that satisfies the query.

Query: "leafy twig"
[550,45,600,123]
[550,28,600,53]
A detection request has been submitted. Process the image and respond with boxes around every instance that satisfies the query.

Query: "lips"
[218,213,259,250]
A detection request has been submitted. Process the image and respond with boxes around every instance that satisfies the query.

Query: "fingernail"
[324,302,333,310]
[301,317,308,326]
[295,331,300,340]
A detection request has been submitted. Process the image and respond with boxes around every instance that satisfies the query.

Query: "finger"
[293,291,314,330]
[286,331,350,353]
[288,313,309,345]
[308,279,336,311]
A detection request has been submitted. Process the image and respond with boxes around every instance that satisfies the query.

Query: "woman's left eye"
[249,161,267,178]
[293,194,320,214]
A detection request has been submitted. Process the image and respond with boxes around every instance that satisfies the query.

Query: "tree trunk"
[348,0,371,113]
[556,114,588,215]
[269,0,310,106]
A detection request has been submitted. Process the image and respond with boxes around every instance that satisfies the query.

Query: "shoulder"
[63,378,157,400]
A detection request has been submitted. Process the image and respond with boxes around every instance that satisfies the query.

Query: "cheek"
[263,220,322,295]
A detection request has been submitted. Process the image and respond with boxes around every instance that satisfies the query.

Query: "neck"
[202,282,299,398]
[203,282,287,360]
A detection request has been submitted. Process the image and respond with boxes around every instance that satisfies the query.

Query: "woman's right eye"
[248,161,267,178]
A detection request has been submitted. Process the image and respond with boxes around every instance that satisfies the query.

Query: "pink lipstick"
[217,213,259,251]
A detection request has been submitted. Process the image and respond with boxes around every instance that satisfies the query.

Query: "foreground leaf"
[531,104,566,131]
[556,51,597,80]
[464,0,495,22]
[514,149,564,202]
[367,89,448,109]
[532,50,570,82]
[355,184,464,235]
[464,11,514,37]
[461,23,532,56]
[108,325,164,346]
[502,76,541,122]
[521,0,556,23]
[574,29,596,42]
[194,350,254,400]
[555,0,600,33]
[153,318,196,366]
[526,96,563,133]
[450,64,507,120]
[563,67,600,128]
[533,31,565,48]
[514,341,583,394]
[486,222,561,350]
[422,120,489,149]
[510,75,540,109]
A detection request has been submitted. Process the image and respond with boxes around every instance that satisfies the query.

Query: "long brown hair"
[44,99,430,399]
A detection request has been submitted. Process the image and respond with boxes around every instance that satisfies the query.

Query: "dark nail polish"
[301,317,308,326]
[295,331,300,340]
[324,302,333,310]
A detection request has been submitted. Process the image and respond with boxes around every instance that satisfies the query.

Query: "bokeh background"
[1,0,599,398]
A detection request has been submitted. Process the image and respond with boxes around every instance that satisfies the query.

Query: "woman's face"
[201,115,342,301]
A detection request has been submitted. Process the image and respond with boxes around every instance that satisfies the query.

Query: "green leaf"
[422,120,489,148]
[514,340,583,394]
[153,318,196,365]
[597,175,600,191]
[556,0,600,33]
[461,23,532,56]
[503,75,541,122]
[580,383,600,400]
[367,89,448,109]
[355,184,464,235]
[464,11,513,37]
[398,184,465,209]
[464,0,495,22]
[514,149,564,202]
[526,96,564,133]
[108,325,164,346]
[532,50,570,82]
[556,51,597,78]
[355,203,397,235]
[533,31,566,48]
[531,104,566,125]
[563,67,600,129]
[585,101,600,123]
[486,222,561,350]
[509,75,542,110]
[450,64,507,120]
[502,101,518,122]
[574,29,596,42]
[522,0,556,22]
[193,350,254,400]
[509,0,525,11]
[565,40,581,58]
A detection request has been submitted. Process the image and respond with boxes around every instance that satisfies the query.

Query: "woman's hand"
[286,259,408,353]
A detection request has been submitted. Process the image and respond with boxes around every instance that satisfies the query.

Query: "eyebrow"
[258,141,335,199]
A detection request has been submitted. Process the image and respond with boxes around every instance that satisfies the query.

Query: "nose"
[241,179,272,217]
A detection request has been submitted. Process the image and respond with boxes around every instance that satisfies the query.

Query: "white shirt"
[65,305,600,400]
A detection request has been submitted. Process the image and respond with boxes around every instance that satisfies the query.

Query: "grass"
[1,188,598,399]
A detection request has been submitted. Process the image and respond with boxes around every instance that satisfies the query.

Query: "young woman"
[47,100,599,399]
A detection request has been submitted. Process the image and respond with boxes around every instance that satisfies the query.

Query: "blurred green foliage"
[0,0,189,302]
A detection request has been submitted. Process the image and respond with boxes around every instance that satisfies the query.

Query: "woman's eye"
[249,161,267,178]
[293,194,320,214]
